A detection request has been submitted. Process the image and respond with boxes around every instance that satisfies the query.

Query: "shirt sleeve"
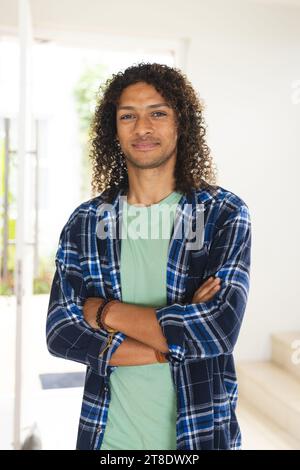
[46,218,126,376]
[155,203,251,363]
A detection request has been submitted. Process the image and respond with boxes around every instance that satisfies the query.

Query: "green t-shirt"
[100,190,183,450]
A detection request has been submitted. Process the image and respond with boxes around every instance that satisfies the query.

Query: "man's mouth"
[132,143,160,151]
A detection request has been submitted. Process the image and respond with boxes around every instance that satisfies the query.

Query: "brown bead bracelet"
[96,299,119,334]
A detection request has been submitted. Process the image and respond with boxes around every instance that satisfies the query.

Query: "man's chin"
[125,154,171,170]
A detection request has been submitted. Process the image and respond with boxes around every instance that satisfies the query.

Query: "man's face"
[116,81,178,170]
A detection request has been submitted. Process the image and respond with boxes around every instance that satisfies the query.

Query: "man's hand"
[83,297,104,329]
[192,276,221,303]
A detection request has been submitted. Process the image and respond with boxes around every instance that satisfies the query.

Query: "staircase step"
[237,361,300,442]
[236,396,300,449]
[271,331,300,381]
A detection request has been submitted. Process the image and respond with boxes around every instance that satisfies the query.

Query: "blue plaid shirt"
[46,184,251,450]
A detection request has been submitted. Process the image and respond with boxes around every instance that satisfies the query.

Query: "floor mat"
[39,372,85,389]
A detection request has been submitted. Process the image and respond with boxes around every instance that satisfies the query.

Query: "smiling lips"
[132,142,159,151]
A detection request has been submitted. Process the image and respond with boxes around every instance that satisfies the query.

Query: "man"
[46,63,251,450]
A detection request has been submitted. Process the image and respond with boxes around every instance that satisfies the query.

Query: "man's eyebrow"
[117,102,171,110]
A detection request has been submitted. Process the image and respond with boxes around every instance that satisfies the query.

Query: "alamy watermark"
[291,338,300,366]
[291,80,300,105]
[96,195,205,251]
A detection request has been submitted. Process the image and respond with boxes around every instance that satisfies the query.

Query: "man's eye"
[152,112,166,117]
[120,112,167,120]
[120,114,132,120]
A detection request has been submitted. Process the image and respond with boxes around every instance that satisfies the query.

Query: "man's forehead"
[116,83,171,109]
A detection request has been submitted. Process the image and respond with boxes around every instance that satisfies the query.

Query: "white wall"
[0,0,299,361]
[181,1,300,361]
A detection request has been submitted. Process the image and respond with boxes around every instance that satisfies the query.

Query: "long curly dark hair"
[89,62,218,202]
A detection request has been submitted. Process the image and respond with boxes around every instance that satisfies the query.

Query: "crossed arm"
[83,277,221,365]
[83,298,169,366]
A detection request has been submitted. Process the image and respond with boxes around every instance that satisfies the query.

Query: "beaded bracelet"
[96,299,110,329]
[96,299,119,334]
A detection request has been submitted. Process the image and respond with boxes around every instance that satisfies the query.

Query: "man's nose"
[133,116,154,136]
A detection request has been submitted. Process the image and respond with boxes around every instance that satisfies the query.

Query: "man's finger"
[193,284,221,303]
[195,277,220,297]
[200,276,219,289]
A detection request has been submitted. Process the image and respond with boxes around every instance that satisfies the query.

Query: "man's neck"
[126,179,176,207]
[124,147,178,206]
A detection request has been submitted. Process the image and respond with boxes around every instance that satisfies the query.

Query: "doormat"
[39,372,85,389]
